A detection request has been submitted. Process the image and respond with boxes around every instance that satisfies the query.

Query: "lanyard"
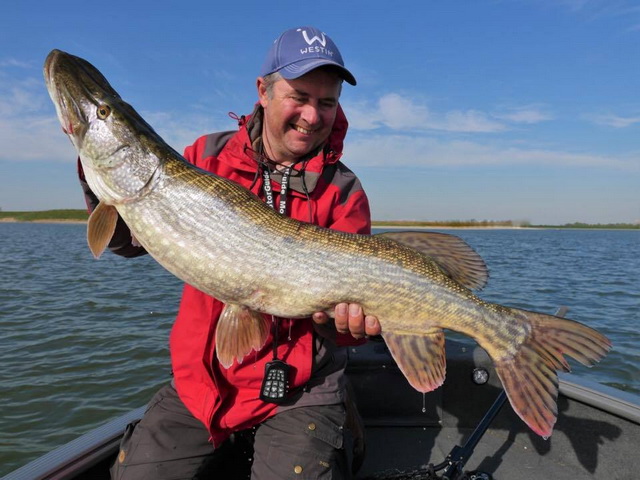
[261,164,293,362]
[262,165,292,216]
[258,165,295,403]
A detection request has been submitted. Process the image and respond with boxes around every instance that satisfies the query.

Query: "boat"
[4,335,640,480]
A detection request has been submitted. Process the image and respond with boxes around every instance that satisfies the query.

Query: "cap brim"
[279,58,356,86]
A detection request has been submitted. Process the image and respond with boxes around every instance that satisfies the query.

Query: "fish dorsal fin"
[382,329,447,393]
[377,231,489,290]
[215,304,271,369]
[87,201,119,259]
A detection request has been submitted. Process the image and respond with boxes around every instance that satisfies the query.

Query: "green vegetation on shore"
[531,222,640,230]
[372,219,640,229]
[372,219,522,228]
[1,210,638,229]
[0,209,89,222]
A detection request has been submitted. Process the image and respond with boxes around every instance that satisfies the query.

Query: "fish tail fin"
[493,309,611,437]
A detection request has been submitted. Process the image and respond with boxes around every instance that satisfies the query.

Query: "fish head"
[44,49,165,203]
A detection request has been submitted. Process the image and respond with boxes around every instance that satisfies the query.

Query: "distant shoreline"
[0,217,87,224]
[0,211,638,230]
[0,217,526,228]
[371,221,640,230]
[0,218,531,229]
[373,224,536,230]
[0,209,89,224]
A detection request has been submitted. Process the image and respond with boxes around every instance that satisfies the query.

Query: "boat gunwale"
[2,406,145,480]
[5,374,640,479]
[559,372,640,425]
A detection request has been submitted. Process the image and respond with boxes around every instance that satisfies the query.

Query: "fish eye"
[97,104,111,120]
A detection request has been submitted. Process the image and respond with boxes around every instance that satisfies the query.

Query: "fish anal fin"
[493,308,611,437]
[87,201,118,259]
[377,231,489,290]
[215,304,270,369]
[382,329,446,393]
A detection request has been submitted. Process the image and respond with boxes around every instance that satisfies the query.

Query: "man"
[80,26,380,479]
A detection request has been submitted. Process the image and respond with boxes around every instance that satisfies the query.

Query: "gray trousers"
[110,384,349,479]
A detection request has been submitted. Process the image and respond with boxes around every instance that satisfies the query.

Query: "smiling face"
[257,68,342,166]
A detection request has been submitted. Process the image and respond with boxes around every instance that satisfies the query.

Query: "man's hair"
[262,71,283,99]
[262,68,344,99]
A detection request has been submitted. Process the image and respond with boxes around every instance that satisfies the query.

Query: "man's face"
[258,68,341,165]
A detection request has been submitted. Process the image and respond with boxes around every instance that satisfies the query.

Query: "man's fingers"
[312,312,330,324]
[334,303,349,333]
[328,303,382,338]
[365,315,382,336]
[348,303,365,338]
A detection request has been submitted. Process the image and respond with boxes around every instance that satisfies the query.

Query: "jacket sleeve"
[77,158,146,258]
[328,189,371,236]
[323,160,372,236]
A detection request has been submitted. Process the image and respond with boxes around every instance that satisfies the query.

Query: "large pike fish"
[44,49,610,437]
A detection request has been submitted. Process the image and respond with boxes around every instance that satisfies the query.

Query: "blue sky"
[1,0,639,224]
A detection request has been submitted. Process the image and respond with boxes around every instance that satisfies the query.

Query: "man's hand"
[312,303,381,339]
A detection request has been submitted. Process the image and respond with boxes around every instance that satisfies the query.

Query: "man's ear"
[257,77,268,108]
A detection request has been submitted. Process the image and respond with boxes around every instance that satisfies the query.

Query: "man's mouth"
[291,124,315,135]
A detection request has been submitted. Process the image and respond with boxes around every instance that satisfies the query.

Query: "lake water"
[1,222,639,474]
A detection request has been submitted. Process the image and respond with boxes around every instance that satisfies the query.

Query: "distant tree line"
[372,219,639,229]
[532,222,639,230]
[1,210,638,229]
[372,219,526,228]
[0,209,89,221]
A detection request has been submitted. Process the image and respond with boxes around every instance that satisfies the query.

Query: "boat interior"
[6,337,640,479]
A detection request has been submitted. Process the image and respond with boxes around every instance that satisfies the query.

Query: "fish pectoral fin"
[215,304,270,369]
[382,329,446,393]
[376,231,489,291]
[87,201,119,259]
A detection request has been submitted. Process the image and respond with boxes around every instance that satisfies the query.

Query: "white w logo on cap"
[301,30,327,47]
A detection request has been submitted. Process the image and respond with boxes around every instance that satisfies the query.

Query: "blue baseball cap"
[260,26,356,86]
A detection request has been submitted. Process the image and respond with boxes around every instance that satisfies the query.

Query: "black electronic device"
[259,359,291,404]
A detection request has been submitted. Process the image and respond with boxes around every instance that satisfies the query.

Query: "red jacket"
[169,105,371,445]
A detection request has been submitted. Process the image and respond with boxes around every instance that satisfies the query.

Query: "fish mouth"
[43,49,60,86]
[44,50,90,142]
[56,84,87,136]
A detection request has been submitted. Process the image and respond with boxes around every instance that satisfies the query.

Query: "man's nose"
[300,103,321,126]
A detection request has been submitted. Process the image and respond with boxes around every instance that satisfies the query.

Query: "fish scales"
[44,49,611,438]
[124,160,518,345]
